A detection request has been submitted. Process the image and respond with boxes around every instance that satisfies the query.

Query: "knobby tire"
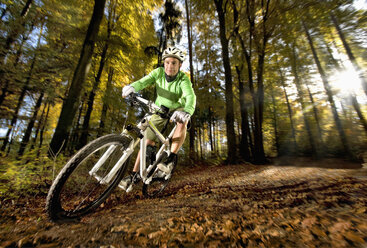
[46,134,132,222]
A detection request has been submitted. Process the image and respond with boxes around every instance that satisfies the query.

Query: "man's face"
[164,57,182,77]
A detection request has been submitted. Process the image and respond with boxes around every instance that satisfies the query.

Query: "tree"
[49,0,107,156]
[289,42,318,157]
[153,0,182,66]
[330,12,367,96]
[1,19,44,152]
[78,0,116,148]
[18,91,44,156]
[0,0,33,63]
[303,19,352,157]
[185,0,197,160]
[213,0,237,164]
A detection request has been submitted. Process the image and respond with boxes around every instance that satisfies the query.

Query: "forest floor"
[1,157,367,247]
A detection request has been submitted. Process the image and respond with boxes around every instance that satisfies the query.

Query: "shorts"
[146,108,185,143]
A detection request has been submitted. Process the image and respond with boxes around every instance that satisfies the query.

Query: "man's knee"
[147,139,155,146]
[176,122,187,131]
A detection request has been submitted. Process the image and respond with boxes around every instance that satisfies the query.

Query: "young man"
[120,47,196,189]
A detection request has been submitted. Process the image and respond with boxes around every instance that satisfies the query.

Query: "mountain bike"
[46,94,178,222]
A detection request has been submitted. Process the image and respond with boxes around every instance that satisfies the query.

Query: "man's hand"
[170,110,190,123]
[122,85,135,98]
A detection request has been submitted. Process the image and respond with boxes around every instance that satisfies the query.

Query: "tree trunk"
[98,67,114,137]
[305,83,324,148]
[213,0,237,164]
[0,0,33,63]
[253,47,267,163]
[49,0,107,156]
[0,33,28,106]
[235,66,251,161]
[303,20,352,157]
[30,101,47,151]
[324,33,367,135]
[208,107,214,152]
[18,91,44,156]
[278,67,298,155]
[330,13,367,96]
[79,41,109,148]
[1,22,42,151]
[291,43,318,157]
[79,2,114,147]
[38,103,50,156]
[185,0,196,160]
[236,0,267,163]
[351,96,367,133]
[198,123,203,159]
[270,89,280,155]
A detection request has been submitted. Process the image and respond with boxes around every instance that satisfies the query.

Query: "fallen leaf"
[148,231,163,239]
[301,216,317,228]
[311,226,327,237]
[356,207,366,214]
[328,221,351,234]
[343,231,365,243]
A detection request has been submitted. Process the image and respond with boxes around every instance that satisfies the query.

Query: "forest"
[0,0,367,247]
[0,0,367,195]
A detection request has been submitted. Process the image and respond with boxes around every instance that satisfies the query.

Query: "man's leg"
[170,121,188,153]
[119,139,156,190]
[157,121,188,174]
[132,139,156,173]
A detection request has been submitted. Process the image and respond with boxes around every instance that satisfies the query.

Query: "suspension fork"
[89,135,138,185]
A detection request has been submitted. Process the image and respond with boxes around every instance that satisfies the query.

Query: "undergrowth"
[0,149,68,203]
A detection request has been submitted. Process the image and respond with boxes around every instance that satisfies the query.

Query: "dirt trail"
[1,158,367,247]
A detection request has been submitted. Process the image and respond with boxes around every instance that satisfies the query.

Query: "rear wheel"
[142,152,176,198]
[46,134,133,221]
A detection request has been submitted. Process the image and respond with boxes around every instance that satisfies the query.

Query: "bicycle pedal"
[126,184,133,193]
[145,177,152,185]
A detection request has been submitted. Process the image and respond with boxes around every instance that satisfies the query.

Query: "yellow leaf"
[148,231,163,239]
[311,226,327,237]
[343,232,365,243]
[356,207,366,214]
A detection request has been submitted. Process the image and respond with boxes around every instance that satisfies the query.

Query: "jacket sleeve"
[130,68,161,91]
[181,75,196,116]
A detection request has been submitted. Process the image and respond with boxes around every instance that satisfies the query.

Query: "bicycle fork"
[89,137,136,185]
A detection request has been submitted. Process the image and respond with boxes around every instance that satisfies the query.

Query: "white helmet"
[162,47,185,62]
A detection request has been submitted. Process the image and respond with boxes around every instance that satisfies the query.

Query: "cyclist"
[120,46,196,190]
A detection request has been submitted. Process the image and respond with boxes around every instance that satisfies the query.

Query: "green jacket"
[131,67,196,115]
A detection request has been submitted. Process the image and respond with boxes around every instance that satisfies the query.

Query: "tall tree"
[155,0,182,66]
[232,1,251,161]
[98,67,114,137]
[213,0,237,164]
[49,0,107,155]
[1,20,43,152]
[330,12,367,96]
[185,0,197,160]
[303,19,352,157]
[0,0,33,63]
[18,91,44,156]
[78,0,116,148]
[290,42,318,157]
[278,65,298,155]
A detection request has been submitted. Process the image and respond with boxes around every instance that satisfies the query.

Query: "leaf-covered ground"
[1,157,367,247]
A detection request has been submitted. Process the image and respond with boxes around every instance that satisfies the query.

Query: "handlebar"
[127,93,171,119]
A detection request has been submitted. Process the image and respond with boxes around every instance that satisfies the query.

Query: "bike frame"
[89,96,177,192]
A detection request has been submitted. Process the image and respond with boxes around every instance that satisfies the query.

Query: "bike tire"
[142,153,176,198]
[46,134,133,222]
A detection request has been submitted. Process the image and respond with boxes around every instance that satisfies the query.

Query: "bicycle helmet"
[162,47,185,62]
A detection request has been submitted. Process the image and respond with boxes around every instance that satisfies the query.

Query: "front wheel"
[46,134,133,222]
